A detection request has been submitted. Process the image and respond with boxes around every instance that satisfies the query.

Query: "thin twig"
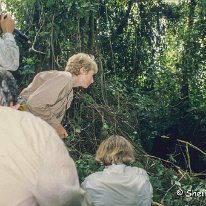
[31,6,46,54]
[161,172,186,203]
[144,154,188,177]
[177,138,206,156]
[152,201,165,206]
[185,144,192,174]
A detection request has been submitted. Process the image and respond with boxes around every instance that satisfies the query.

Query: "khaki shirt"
[82,164,153,206]
[0,107,93,206]
[0,33,19,71]
[20,70,73,129]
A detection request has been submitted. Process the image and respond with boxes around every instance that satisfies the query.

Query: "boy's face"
[80,69,96,88]
[83,70,95,88]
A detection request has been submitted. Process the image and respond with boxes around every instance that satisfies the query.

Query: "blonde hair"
[95,135,135,165]
[65,53,98,75]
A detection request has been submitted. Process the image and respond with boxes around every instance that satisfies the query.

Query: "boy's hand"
[56,125,68,139]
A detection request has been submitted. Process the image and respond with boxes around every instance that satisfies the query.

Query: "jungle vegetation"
[4,0,206,205]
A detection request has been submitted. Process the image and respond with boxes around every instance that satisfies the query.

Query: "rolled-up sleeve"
[0,33,19,71]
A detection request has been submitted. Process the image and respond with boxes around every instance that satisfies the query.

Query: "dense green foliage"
[4,0,206,205]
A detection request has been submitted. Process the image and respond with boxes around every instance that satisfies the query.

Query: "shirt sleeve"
[35,132,94,206]
[0,33,19,71]
[26,73,72,129]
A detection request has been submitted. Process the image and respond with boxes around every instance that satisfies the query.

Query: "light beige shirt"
[0,107,93,206]
[0,33,19,71]
[81,164,153,206]
[20,70,73,129]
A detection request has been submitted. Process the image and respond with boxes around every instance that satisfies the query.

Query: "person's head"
[95,135,135,165]
[0,68,18,106]
[65,53,98,88]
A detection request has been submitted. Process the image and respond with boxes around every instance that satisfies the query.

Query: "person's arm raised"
[0,14,19,71]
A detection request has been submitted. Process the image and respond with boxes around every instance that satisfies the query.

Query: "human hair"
[95,135,135,165]
[65,53,98,75]
[0,68,18,106]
